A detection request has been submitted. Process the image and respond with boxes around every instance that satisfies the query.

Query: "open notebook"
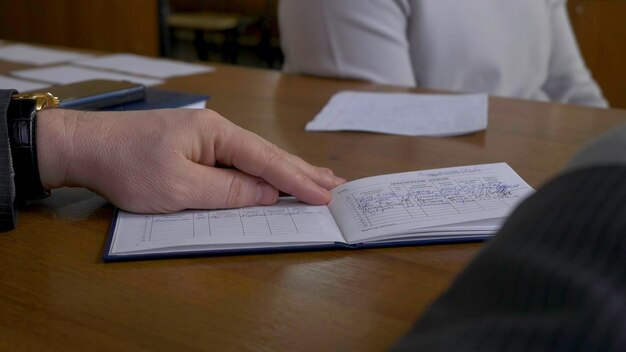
[103,163,534,261]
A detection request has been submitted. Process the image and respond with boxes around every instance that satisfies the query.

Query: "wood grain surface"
[1,59,625,351]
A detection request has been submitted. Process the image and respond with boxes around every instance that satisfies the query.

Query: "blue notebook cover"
[102,87,209,111]
[100,162,533,262]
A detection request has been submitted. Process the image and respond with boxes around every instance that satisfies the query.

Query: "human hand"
[36,108,345,213]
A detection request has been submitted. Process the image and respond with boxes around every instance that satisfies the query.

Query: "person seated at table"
[0,89,345,231]
[279,0,608,108]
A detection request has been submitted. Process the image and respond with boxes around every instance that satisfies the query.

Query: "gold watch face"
[12,92,60,110]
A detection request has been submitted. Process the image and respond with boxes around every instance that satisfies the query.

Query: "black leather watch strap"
[6,98,50,201]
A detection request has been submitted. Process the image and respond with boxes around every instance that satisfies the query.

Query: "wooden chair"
[167,11,247,63]
[159,0,280,67]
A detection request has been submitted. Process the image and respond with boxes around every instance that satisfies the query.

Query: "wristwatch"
[7,92,59,201]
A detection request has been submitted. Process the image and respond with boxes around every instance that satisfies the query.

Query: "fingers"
[288,154,346,191]
[180,161,280,209]
[213,122,345,205]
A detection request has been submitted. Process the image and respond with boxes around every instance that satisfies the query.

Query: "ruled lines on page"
[109,199,344,255]
[146,207,329,241]
[329,163,534,243]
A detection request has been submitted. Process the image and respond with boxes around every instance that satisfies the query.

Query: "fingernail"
[335,176,347,185]
[256,181,278,204]
[321,189,332,203]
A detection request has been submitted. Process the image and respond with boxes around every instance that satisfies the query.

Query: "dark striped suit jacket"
[393,166,626,351]
[0,89,16,231]
[393,125,626,351]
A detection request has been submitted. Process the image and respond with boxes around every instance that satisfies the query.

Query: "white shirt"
[279,0,608,108]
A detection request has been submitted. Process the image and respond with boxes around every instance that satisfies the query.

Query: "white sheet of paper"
[74,53,214,79]
[0,44,92,65]
[306,91,488,136]
[12,65,163,86]
[0,75,50,92]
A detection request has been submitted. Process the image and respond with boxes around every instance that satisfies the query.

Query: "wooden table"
[1,61,625,351]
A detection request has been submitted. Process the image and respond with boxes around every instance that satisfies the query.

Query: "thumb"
[181,162,280,209]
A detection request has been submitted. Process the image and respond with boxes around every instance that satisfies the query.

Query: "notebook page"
[328,163,533,243]
[109,198,344,256]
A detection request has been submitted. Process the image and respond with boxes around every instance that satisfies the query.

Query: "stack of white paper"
[0,44,92,65]
[306,91,489,136]
[12,65,163,87]
[74,53,214,79]
[0,75,50,92]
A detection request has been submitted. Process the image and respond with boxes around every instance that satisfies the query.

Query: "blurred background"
[0,0,624,108]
